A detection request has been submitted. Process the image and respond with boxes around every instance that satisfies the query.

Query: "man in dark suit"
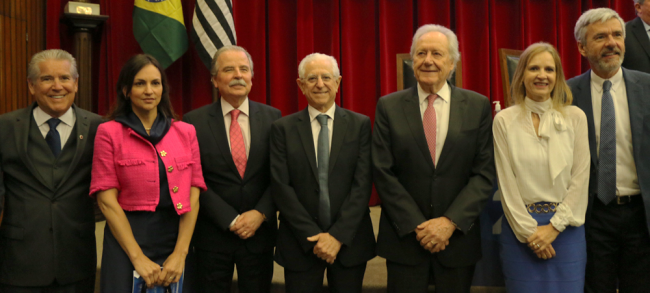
[569,8,650,292]
[0,49,102,292]
[270,53,375,293]
[183,45,281,293]
[622,0,650,73]
[372,24,495,293]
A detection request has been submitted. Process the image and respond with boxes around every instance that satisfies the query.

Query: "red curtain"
[45,0,637,205]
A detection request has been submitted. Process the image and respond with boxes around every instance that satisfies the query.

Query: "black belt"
[613,194,641,205]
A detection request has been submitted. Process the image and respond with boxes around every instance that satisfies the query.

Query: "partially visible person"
[372,24,495,293]
[494,42,589,292]
[184,45,281,293]
[569,8,650,293]
[90,54,206,291]
[271,53,375,293]
[621,0,650,73]
[0,49,102,292]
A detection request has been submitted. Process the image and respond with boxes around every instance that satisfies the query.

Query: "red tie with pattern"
[423,94,438,165]
[230,109,247,178]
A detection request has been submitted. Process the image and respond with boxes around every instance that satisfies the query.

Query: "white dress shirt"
[417,82,450,164]
[493,98,590,242]
[221,97,251,158]
[308,104,335,165]
[589,70,640,196]
[33,106,76,149]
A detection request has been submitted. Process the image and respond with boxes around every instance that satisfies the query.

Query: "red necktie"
[230,109,247,178]
[423,94,438,165]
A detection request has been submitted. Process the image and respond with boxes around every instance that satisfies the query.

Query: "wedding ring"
[536,244,541,249]
[531,242,537,247]
[169,276,174,280]
[430,241,436,245]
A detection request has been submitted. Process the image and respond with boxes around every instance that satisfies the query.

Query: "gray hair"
[210,45,254,77]
[574,8,626,44]
[298,53,341,79]
[27,49,78,82]
[634,0,644,5]
[410,24,461,78]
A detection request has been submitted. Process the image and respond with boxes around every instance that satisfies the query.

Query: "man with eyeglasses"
[270,53,375,293]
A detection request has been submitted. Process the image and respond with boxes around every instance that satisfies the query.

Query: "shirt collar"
[590,68,623,94]
[417,81,450,105]
[33,105,75,127]
[221,97,250,117]
[308,103,336,122]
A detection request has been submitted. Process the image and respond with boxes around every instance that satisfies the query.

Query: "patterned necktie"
[423,94,438,165]
[45,118,62,157]
[316,114,331,229]
[229,109,247,178]
[598,80,616,205]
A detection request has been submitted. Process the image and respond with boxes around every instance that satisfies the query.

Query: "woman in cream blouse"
[493,42,589,292]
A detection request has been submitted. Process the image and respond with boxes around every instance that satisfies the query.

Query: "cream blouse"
[493,97,590,243]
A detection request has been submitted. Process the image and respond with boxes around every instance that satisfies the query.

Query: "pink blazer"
[90,120,207,215]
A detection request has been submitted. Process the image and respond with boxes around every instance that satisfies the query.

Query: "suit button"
[173,186,179,193]
[176,203,183,210]
[167,166,173,172]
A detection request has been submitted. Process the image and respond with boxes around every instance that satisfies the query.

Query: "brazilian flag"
[133,0,188,68]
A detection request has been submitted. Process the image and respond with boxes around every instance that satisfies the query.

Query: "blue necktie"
[598,80,616,205]
[316,114,331,229]
[46,118,62,158]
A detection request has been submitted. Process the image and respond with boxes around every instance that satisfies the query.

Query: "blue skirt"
[499,208,586,293]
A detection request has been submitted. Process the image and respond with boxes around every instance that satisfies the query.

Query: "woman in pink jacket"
[90,54,206,291]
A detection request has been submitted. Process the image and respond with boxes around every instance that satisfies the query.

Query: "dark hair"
[106,54,177,121]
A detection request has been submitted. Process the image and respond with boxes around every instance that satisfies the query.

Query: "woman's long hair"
[106,54,177,121]
[510,42,573,112]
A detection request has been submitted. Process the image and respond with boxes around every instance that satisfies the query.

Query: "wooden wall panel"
[0,0,45,115]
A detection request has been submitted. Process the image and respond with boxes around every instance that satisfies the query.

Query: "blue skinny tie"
[316,114,331,229]
[598,80,616,205]
[46,118,62,158]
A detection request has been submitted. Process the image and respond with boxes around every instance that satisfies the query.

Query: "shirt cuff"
[229,215,240,228]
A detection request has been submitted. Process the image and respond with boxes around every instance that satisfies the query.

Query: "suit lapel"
[573,71,599,167]
[207,101,241,178]
[296,109,318,180]
[623,69,644,162]
[14,105,50,189]
[56,105,91,190]
[244,102,262,181]
[328,106,348,173]
[403,86,435,171]
[436,84,465,170]
[631,18,650,60]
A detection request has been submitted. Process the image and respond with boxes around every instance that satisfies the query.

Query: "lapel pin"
[79,135,84,140]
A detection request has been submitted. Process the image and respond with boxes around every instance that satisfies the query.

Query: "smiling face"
[523,52,556,102]
[127,64,163,116]
[296,58,342,113]
[212,50,253,105]
[412,31,455,94]
[578,18,625,79]
[28,59,78,118]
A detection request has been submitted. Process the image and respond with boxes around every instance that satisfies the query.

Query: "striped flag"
[191,0,237,69]
[133,0,189,68]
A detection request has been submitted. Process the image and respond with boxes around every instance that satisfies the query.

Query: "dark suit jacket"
[270,106,376,271]
[0,104,102,286]
[622,17,650,74]
[372,83,495,268]
[568,68,650,232]
[183,99,281,254]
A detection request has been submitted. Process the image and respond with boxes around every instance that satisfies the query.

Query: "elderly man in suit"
[0,49,102,292]
[372,24,495,293]
[183,45,281,293]
[270,53,375,293]
[568,8,650,293]
[621,0,650,73]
